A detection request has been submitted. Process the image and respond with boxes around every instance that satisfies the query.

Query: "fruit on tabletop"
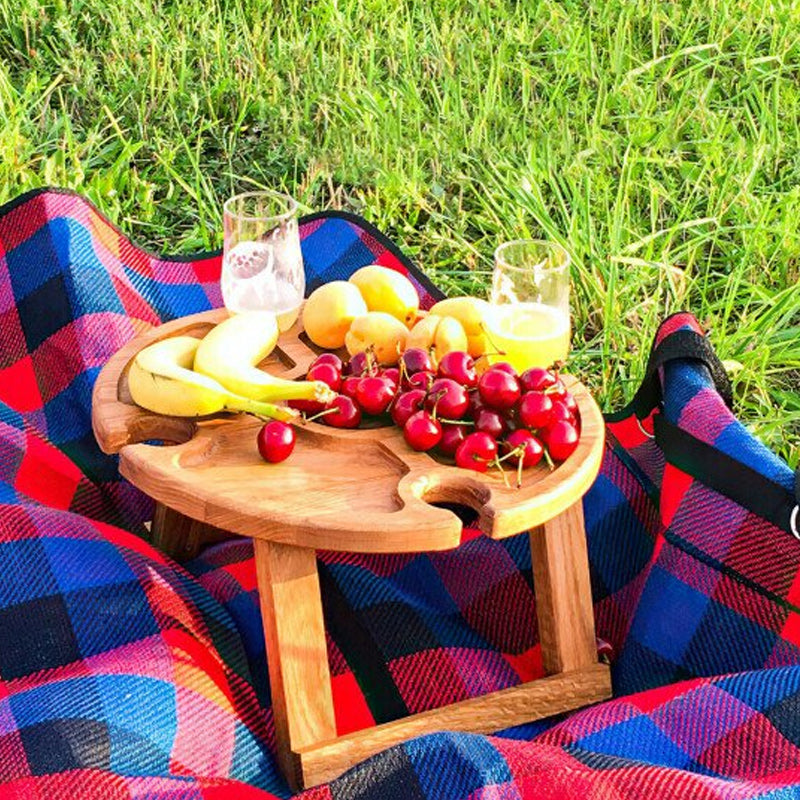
[340,375,362,399]
[425,378,469,419]
[303,281,368,349]
[257,420,296,463]
[405,314,468,367]
[503,429,544,469]
[403,410,443,452]
[345,350,376,377]
[306,362,342,393]
[391,389,427,427]
[520,366,558,393]
[455,432,498,473]
[437,351,477,389]
[129,336,297,422]
[356,376,396,416]
[543,420,580,462]
[477,365,521,410]
[428,297,493,357]
[489,361,517,376]
[345,312,408,365]
[349,264,420,325]
[474,407,507,439]
[399,347,434,377]
[312,352,344,372]
[194,311,334,404]
[322,395,362,428]
[438,423,469,457]
[382,367,400,390]
[405,370,435,392]
[517,391,553,430]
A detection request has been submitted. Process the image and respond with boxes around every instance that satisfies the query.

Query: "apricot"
[345,312,409,365]
[349,265,419,326]
[303,282,367,349]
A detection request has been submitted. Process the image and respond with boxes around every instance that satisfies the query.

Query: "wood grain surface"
[92,309,605,553]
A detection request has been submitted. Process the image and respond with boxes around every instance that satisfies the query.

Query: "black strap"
[628,329,733,419]
[654,414,799,538]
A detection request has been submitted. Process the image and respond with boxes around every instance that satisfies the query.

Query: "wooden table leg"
[151,502,232,561]
[254,539,336,791]
[529,501,598,675]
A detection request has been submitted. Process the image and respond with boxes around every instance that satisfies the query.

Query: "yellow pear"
[349,265,419,326]
[429,297,493,357]
[345,312,408,365]
[303,281,368,349]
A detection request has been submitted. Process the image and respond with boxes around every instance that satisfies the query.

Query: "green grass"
[1,0,799,464]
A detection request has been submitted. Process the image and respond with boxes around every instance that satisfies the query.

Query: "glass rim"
[493,239,571,273]
[223,189,298,223]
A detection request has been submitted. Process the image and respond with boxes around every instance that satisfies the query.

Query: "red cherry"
[307,362,342,392]
[439,424,470,456]
[489,362,518,377]
[478,369,521,410]
[549,379,569,402]
[549,399,575,425]
[503,429,544,468]
[545,421,579,461]
[562,391,578,416]
[403,411,443,451]
[406,370,435,392]
[257,421,296,463]
[312,353,344,372]
[340,375,362,399]
[346,351,375,377]
[391,389,427,427]
[356,376,396,415]
[518,392,554,430]
[288,398,325,415]
[468,392,487,418]
[323,395,362,428]
[455,432,498,472]
[474,407,507,439]
[437,351,477,388]
[400,348,435,376]
[381,367,400,390]
[426,378,469,419]
[519,367,557,393]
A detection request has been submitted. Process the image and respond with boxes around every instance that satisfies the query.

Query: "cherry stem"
[492,455,510,488]
[306,407,338,423]
[543,447,555,472]
[439,417,473,426]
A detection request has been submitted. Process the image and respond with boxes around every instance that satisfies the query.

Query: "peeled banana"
[128,336,297,421]
[194,311,334,403]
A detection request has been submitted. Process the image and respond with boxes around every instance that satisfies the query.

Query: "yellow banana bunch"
[194,311,334,403]
[128,336,297,421]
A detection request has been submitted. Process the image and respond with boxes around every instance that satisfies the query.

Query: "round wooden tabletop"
[92,309,605,553]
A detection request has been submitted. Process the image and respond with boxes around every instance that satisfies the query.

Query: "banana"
[128,336,297,421]
[193,311,334,403]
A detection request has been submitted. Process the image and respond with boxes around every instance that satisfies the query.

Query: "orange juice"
[484,302,570,372]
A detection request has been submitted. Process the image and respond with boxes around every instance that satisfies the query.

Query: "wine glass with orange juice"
[484,240,571,373]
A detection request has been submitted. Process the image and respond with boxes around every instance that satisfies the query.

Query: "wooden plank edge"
[293,663,611,789]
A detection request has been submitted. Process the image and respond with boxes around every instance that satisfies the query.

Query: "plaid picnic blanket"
[1,188,800,799]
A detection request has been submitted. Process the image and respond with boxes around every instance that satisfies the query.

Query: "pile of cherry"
[270,347,582,483]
